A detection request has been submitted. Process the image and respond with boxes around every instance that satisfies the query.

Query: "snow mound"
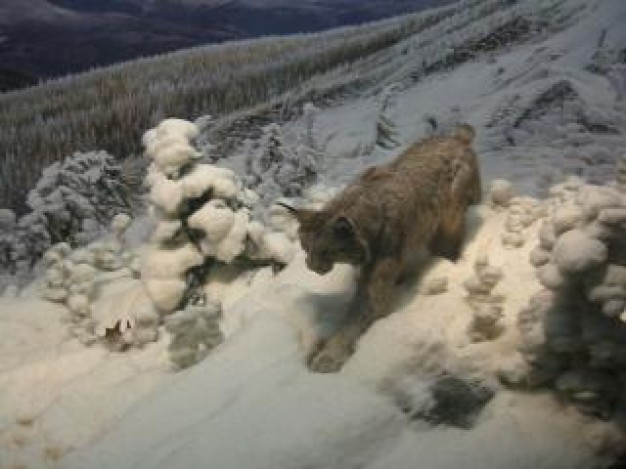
[509,180,626,420]
[57,182,625,469]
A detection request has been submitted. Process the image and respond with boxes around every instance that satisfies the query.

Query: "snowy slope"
[2,212,616,469]
[284,0,626,196]
[1,0,626,468]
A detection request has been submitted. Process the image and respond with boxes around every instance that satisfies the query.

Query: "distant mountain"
[0,0,451,87]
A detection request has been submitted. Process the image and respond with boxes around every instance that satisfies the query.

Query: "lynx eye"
[333,217,354,239]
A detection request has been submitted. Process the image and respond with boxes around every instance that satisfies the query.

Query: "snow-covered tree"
[300,102,329,156]
[193,114,217,162]
[142,118,298,368]
[3,151,133,269]
[246,119,321,205]
[0,209,17,274]
[376,84,401,149]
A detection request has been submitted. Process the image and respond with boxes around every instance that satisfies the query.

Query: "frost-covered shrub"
[120,154,149,193]
[585,36,625,77]
[300,102,327,155]
[375,84,401,149]
[193,115,217,162]
[164,301,223,369]
[41,214,141,345]
[504,179,626,420]
[3,151,134,269]
[143,118,297,367]
[0,209,17,273]
[295,102,329,176]
[245,107,324,205]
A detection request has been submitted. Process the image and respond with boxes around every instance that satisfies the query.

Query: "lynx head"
[279,203,368,275]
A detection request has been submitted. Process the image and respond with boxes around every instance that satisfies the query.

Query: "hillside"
[1,0,626,467]
[0,0,450,82]
[0,2,457,212]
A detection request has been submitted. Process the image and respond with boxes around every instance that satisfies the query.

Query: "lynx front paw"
[307,339,353,373]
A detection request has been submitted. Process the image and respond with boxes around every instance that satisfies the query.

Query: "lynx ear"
[333,216,356,239]
[276,202,317,224]
[334,215,371,263]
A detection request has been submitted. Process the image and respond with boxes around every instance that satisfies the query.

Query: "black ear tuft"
[333,216,355,239]
[276,202,318,225]
[276,202,298,214]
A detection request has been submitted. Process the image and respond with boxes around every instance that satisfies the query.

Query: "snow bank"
[4,182,623,469]
[61,195,622,469]
[507,180,626,420]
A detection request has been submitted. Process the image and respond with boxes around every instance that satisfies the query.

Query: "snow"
[552,229,607,274]
[181,164,241,200]
[2,0,626,467]
[141,243,204,311]
[188,199,237,242]
[148,172,185,214]
[489,179,515,207]
[145,120,202,175]
[190,205,249,262]
[111,213,132,233]
[247,227,296,265]
[2,200,622,468]
[151,219,183,243]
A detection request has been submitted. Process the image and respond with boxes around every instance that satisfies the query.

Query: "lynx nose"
[306,257,332,275]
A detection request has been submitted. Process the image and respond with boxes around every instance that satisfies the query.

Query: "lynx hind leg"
[429,210,466,262]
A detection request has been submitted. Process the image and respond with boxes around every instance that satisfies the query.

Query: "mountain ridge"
[0,0,451,86]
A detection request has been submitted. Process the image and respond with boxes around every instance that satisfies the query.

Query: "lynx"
[282,124,481,372]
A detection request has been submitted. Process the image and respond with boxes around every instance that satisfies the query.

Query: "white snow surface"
[1,209,616,469]
[2,0,626,467]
